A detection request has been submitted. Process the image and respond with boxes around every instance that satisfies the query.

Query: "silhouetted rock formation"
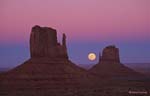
[90,45,142,78]
[30,25,68,59]
[99,45,120,64]
[0,27,149,96]
[0,25,100,96]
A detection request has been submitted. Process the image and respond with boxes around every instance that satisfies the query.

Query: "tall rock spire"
[62,33,66,48]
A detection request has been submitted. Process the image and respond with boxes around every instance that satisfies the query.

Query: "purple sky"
[0,0,150,68]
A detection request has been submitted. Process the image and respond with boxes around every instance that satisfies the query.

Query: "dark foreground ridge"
[0,25,150,96]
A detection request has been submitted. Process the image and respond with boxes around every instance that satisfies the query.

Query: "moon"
[88,53,96,61]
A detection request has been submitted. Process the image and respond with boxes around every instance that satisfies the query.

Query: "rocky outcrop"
[0,26,147,96]
[99,45,120,64]
[0,25,101,96]
[30,25,68,59]
[90,45,142,78]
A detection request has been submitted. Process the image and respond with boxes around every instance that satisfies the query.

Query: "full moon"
[88,53,96,61]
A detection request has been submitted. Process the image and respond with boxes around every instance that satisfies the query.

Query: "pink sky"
[0,0,150,43]
[0,0,150,67]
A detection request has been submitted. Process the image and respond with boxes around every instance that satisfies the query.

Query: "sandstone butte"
[0,25,149,96]
[89,45,142,78]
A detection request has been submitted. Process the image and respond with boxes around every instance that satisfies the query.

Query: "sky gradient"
[0,0,150,68]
